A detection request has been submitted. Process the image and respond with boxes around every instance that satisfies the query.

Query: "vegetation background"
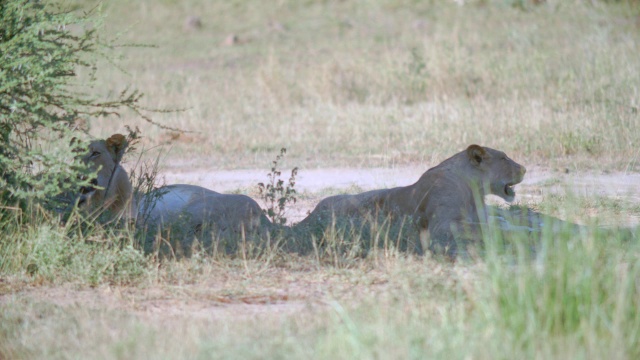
[1,0,640,359]
[88,0,640,171]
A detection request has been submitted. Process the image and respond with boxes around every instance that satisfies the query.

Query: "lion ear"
[106,134,127,163]
[466,144,487,166]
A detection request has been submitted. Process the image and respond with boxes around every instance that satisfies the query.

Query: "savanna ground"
[2,0,640,358]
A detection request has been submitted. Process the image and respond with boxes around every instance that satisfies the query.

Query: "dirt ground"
[0,256,466,326]
[160,165,640,225]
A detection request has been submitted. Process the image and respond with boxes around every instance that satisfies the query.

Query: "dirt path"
[161,166,640,224]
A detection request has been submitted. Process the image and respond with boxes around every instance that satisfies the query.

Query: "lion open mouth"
[504,183,516,198]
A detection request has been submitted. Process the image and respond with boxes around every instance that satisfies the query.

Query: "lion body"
[79,135,273,255]
[297,145,526,258]
[137,184,272,255]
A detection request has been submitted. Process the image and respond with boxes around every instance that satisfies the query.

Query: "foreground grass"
[1,244,638,359]
[1,201,639,359]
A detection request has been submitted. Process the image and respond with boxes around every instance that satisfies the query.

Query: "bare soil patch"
[1,258,461,324]
[161,165,640,225]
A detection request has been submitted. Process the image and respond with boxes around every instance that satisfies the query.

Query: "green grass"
[2,0,640,359]
[0,210,149,286]
[1,221,638,359]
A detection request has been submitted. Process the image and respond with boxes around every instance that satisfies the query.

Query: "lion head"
[465,144,526,202]
[77,134,133,217]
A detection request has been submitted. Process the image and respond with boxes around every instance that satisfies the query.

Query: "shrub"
[0,0,151,211]
[257,148,298,226]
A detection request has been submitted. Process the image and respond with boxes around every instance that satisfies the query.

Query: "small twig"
[0,206,22,212]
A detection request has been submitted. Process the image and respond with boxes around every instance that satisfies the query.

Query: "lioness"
[296,145,526,259]
[78,134,134,219]
[79,134,274,255]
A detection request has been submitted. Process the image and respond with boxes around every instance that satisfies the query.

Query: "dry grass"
[2,232,639,359]
[78,0,640,170]
[2,0,640,358]
[1,256,464,359]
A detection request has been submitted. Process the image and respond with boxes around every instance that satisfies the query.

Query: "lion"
[295,145,527,259]
[78,134,135,219]
[78,134,274,256]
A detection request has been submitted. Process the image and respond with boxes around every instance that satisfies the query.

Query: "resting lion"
[296,145,527,259]
[78,134,274,256]
[78,134,134,219]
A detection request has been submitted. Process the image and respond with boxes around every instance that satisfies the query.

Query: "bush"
[0,0,150,211]
[257,148,298,226]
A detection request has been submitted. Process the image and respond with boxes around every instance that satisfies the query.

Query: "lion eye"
[90,151,100,158]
